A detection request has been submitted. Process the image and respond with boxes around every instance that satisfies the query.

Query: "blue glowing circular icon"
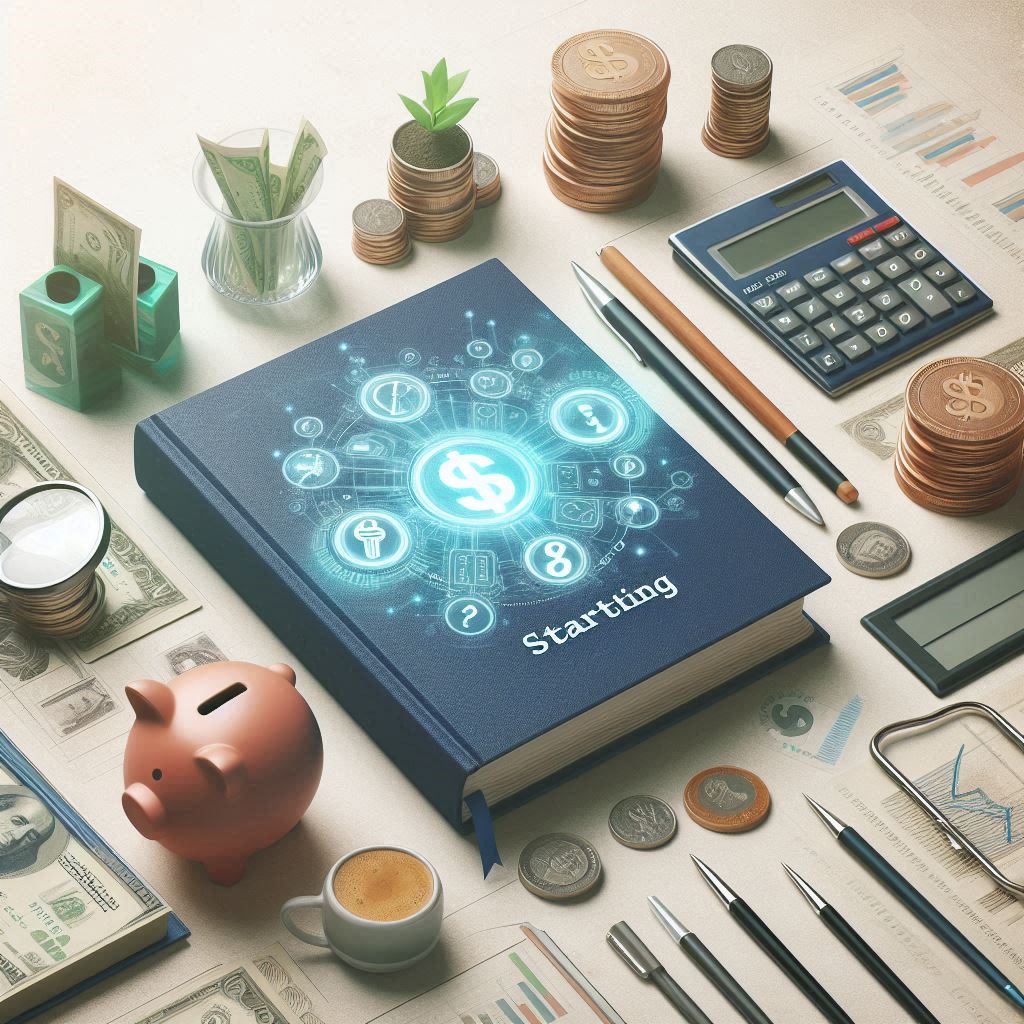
[442,595,496,636]
[466,339,493,359]
[398,348,420,367]
[549,388,629,446]
[359,373,432,423]
[615,495,660,529]
[512,348,543,372]
[523,535,589,586]
[293,415,323,439]
[282,448,340,489]
[469,368,512,399]
[611,454,645,480]
[671,470,695,489]
[410,434,540,528]
[331,510,412,571]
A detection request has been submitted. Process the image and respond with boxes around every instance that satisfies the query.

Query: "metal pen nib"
[783,864,827,914]
[571,261,646,365]
[649,895,691,943]
[785,486,825,526]
[691,854,738,907]
[804,794,849,838]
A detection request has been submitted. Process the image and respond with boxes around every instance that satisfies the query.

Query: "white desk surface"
[3,2,1024,1022]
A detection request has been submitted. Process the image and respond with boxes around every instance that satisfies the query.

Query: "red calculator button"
[847,227,876,245]
[873,216,900,232]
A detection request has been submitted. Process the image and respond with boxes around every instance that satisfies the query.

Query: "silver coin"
[473,153,499,189]
[518,833,602,900]
[711,44,772,88]
[608,795,677,849]
[352,199,405,236]
[836,521,911,578]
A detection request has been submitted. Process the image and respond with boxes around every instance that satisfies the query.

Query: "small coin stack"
[351,199,410,265]
[388,135,475,242]
[702,44,773,158]
[7,574,106,638]
[473,153,502,207]
[896,356,1024,515]
[544,29,670,212]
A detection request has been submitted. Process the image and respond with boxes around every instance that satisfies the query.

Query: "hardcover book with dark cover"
[135,259,829,831]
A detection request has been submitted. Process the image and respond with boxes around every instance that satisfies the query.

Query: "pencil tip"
[837,480,859,504]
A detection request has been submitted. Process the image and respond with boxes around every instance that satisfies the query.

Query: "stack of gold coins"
[351,199,411,265]
[896,357,1024,515]
[474,153,502,207]
[544,30,670,212]
[387,134,475,242]
[702,44,773,158]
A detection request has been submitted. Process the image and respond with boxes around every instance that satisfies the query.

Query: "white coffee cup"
[280,846,443,972]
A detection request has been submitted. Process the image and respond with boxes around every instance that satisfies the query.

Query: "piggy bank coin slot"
[137,262,157,294]
[45,271,81,304]
[198,682,247,715]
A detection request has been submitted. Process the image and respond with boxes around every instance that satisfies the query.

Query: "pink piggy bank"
[122,661,323,885]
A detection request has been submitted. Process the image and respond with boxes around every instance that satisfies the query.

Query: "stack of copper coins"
[387,139,475,242]
[896,357,1024,515]
[544,29,670,212]
[473,153,502,207]
[351,199,411,265]
[702,44,773,158]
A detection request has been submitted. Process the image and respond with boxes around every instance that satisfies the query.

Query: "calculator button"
[843,302,876,327]
[858,237,892,261]
[924,260,957,285]
[811,351,844,374]
[836,335,872,361]
[769,311,803,335]
[822,283,855,307]
[869,287,901,312]
[788,329,823,354]
[817,316,849,341]
[851,270,884,294]
[794,297,829,322]
[898,274,952,317]
[878,256,911,280]
[892,306,925,332]
[865,320,898,346]
[750,294,779,315]
[830,253,863,275]
[883,226,917,248]
[873,216,900,233]
[775,281,808,303]
[905,244,937,268]
[804,267,835,288]
[945,280,977,305]
[847,227,876,246]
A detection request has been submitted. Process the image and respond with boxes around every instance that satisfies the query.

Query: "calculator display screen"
[714,189,874,278]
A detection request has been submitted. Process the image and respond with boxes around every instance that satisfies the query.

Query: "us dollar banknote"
[277,118,328,217]
[53,178,140,352]
[841,336,1024,459]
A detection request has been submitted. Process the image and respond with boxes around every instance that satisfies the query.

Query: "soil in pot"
[393,122,471,170]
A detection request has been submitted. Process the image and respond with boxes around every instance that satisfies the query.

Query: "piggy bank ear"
[268,663,297,686]
[126,680,175,723]
[195,743,246,799]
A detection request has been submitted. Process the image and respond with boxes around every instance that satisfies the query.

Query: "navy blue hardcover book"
[135,259,829,832]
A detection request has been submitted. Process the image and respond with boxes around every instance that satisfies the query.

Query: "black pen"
[783,865,940,1024]
[572,261,824,526]
[607,921,715,1024]
[649,896,774,1024]
[691,855,854,1024]
[806,795,1024,1013]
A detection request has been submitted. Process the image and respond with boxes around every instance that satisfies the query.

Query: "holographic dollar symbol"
[352,517,386,559]
[373,379,414,417]
[543,540,573,578]
[438,450,516,514]
[942,371,995,421]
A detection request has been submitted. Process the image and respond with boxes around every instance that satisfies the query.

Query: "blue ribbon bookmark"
[465,790,503,877]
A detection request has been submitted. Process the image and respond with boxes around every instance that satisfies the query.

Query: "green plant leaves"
[433,96,478,131]
[398,94,433,131]
[400,59,478,132]
[429,59,449,115]
[445,69,469,102]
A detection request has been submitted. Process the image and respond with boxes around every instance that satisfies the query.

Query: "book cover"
[135,259,829,830]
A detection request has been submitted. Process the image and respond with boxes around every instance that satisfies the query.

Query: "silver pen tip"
[782,864,826,914]
[690,855,737,906]
[804,794,848,838]
[648,896,689,943]
[785,487,825,526]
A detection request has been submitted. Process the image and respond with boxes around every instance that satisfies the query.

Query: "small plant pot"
[388,121,476,242]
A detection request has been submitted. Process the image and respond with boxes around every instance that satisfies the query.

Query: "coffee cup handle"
[280,895,329,948]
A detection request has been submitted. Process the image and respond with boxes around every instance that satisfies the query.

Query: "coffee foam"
[333,849,433,922]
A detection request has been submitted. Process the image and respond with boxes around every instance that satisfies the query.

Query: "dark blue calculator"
[668,161,993,396]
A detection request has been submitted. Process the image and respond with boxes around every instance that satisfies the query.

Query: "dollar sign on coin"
[577,40,639,81]
[439,450,516,514]
[942,371,994,421]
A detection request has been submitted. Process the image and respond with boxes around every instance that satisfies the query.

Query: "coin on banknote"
[835,522,911,578]
[608,795,677,849]
[518,833,602,900]
[684,766,770,833]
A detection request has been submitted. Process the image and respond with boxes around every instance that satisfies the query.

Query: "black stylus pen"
[572,261,824,526]
[607,921,715,1023]
[649,896,775,1024]
[806,795,1024,1013]
[691,855,854,1024]
[783,865,940,1024]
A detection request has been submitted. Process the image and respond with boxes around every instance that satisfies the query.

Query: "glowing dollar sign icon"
[577,40,639,81]
[942,371,994,421]
[543,540,573,578]
[438,450,516,514]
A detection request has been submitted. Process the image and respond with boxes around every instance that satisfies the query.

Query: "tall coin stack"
[544,30,670,212]
[702,44,773,158]
[896,357,1024,515]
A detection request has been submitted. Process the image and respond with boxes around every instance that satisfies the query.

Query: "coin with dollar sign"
[608,795,677,849]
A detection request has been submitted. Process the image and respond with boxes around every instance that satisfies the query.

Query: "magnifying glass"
[0,481,111,637]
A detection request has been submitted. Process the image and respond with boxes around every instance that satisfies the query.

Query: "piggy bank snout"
[122,782,167,839]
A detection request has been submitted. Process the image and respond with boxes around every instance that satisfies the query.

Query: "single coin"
[552,30,670,102]
[352,199,405,236]
[473,153,499,189]
[711,44,772,88]
[608,795,677,849]
[684,766,770,833]
[835,522,912,578]
[518,833,602,900]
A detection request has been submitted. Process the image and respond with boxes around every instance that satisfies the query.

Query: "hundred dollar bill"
[53,178,140,352]
[841,336,1024,459]
[276,118,328,217]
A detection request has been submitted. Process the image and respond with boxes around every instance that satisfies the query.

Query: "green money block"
[118,257,180,371]
[19,266,121,411]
